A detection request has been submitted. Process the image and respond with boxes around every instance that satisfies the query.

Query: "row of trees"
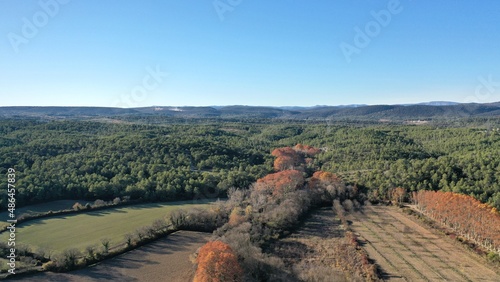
[414,190,500,254]
[193,145,374,281]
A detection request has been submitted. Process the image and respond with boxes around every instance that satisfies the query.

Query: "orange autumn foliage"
[273,155,295,171]
[308,171,341,189]
[271,147,300,171]
[194,241,243,282]
[294,144,321,156]
[271,144,321,171]
[255,169,304,196]
[415,190,500,254]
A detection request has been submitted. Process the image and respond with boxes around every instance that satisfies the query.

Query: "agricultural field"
[349,205,500,281]
[12,231,210,282]
[0,200,213,254]
[269,208,350,281]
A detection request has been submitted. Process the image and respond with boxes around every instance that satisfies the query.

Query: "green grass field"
[0,200,213,254]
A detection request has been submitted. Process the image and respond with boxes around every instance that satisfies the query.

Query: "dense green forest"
[1,117,499,209]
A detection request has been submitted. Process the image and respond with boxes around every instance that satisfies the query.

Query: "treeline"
[414,190,500,255]
[192,145,376,281]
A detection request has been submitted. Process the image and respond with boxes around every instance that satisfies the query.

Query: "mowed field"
[0,200,213,253]
[12,230,210,282]
[349,205,500,282]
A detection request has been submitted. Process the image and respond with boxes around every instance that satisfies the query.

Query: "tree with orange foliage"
[308,171,340,189]
[194,241,243,282]
[273,155,295,171]
[255,170,304,196]
[294,144,321,156]
[271,147,300,171]
[271,145,321,171]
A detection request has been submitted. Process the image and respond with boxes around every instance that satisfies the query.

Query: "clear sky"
[1,0,499,107]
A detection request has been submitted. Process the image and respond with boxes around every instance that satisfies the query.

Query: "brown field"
[269,208,353,281]
[349,205,500,282]
[14,231,210,282]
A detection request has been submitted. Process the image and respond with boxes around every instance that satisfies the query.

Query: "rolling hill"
[1,102,499,121]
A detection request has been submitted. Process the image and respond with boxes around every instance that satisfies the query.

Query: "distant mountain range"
[1,102,499,121]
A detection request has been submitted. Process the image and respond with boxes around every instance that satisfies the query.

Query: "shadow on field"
[102,232,203,271]
[13,231,210,282]
[85,209,127,216]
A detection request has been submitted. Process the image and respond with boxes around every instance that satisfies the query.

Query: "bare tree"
[124,233,134,247]
[36,247,52,260]
[59,248,81,269]
[152,218,169,234]
[169,209,187,228]
[135,226,148,241]
[100,238,110,254]
[85,245,96,260]
[145,225,156,238]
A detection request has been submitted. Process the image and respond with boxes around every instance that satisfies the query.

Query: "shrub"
[93,199,106,207]
[58,248,81,269]
[42,261,57,271]
[85,245,97,260]
[487,252,500,263]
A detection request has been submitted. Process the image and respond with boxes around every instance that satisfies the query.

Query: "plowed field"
[349,205,500,282]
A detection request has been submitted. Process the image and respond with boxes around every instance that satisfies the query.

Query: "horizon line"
[2,101,500,109]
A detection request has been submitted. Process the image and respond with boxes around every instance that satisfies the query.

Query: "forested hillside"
[1,102,500,120]
[0,120,274,207]
[1,118,499,209]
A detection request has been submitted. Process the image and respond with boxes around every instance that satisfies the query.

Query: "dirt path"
[13,231,210,282]
[349,205,500,282]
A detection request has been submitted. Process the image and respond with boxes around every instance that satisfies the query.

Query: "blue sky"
[1,0,499,107]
